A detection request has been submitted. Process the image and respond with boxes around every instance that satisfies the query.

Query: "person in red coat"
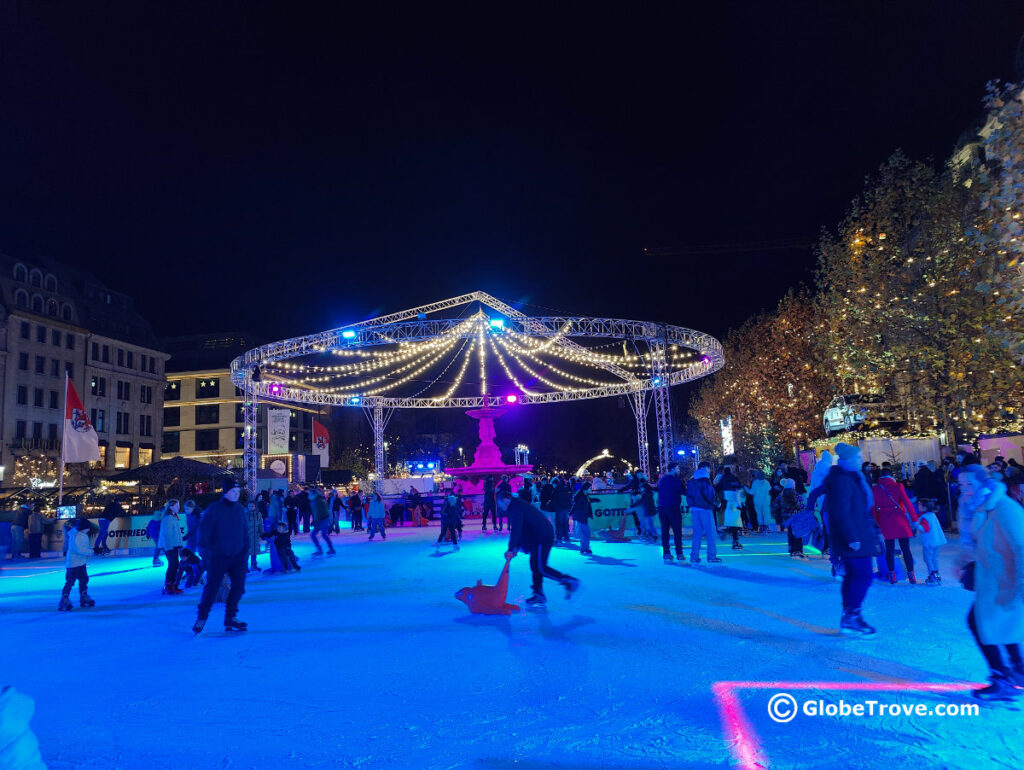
[871,469,919,584]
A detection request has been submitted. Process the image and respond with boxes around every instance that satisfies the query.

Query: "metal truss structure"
[232,292,723,489]
[242,383,259,495]
[631,390,651,479]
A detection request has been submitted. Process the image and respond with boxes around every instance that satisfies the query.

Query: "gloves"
[848,542,861,551]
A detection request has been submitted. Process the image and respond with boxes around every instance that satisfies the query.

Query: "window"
[162,432,180,454]
[195,404,220,424]
[115,411,131,434]
[46,299,57,317]
[165,381,180,401]
[140,385,150,404]
[196,378,220,399]
[31,295,42,313]
[14,263,26,282]
[36,325,46,343]
[48,391,58,410]
[163,406,180,427]
[195,429,219,451]
[65,333,74,350]
[139,414,152,436]
[65,362,73,379]
[138,447,153,466]
[32,422,42,439]
[117,349,124,367]
[91,376,106,397]
[150,358,156,374]
[29,269,41,287]
[235,427,245,448]
[61,304,72,322]
[18,353,28,371]
[126,351,134,369]
[235,403,245,423]
[44,274,56,291]
[140,354,146,371]
[94,444,107,468]
[48,423,58,440]
[50,359,59,377]
[35,356,45,374]
[51,329,60,346]
[90,408,106,433]
[102,345,110,363]
[16,386,27,405]
[114,445,130,469]
[33,388,43,407]
[19,321,29,339]
[116,381,131,400]
[15,420,25,439]
[91,342,99,361]
[14,289,28,309]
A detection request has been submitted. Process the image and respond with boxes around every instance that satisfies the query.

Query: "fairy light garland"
[487,337,533,395]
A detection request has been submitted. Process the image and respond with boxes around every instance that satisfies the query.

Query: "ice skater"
[823,443,881,636]
[367,491,387,540]
[192,478,249,634]
[657,463,686,563]
[498,488,579,607]
[309,488,336,557]
[58,518,96,611]
[914,499,946,585]
[437,494,461,550]
[262,520,300,572]
[686,462,721,564]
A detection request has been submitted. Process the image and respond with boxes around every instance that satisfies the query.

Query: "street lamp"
[457,446,464,466]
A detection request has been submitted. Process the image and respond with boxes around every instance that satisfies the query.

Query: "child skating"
[58,518,96,611]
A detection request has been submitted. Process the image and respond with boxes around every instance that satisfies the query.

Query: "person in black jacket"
[495,476,512,532]
[824,443,883,636]
[481,476,496,532]
[349,491,364,531]
[94,497,124,555]
[570,481,594,555]
[549,477,573,546]
[499,489,579,606]
[193,478,250,634]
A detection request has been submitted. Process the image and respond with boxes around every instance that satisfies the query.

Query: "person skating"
[58,518,96,611]
[657,463,686,563]
[686,462,721,564]
[773,479,805,557]
[367,492,387,541]
[498,489,579,606]
[10,502,30,561]
[823,443,882,636]
[245,498,264,571]
[871,467,919,584]
[437,494,462,550]
[715,458,744,550]
[262,520,300,572]
[192,478,250,635]
[550,477,573,545]
[570,480,594,555]
[495,476,512,532]
[349,491,364,531]
[27,503,46,560]
[309,488,335,557]
[158,499,184,595]
[915,499,947,585]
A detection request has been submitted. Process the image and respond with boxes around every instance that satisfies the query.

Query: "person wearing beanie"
[685,462,721,564]
[822,442,882,636]
[192,478,249,634]
[772,477,804,557]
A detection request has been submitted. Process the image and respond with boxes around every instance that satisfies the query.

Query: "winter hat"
[220,477,240,493]
[780,477,796,490]
[834,443,860,462]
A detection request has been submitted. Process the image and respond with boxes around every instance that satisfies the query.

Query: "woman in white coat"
[158,500,184,595]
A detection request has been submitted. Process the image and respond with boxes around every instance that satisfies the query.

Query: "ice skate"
[689,557,701,565]
[79,593,95,608]
[192,616,208,635]
[908,572,917,585]
[706,556,723,563]
[153,557,163,567]
[925,572,939,586]
[973,672,1021,702]
[562,577,581,599]
[663,554,674,565]
[58,595,73,612]
[224,617,248,633]
[525,592,547,607]
[732,543,743,550]
[312,550,324,558]
[326,550,337,557]
[840,609,876,636]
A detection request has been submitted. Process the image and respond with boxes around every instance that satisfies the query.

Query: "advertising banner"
[268,408,290,455]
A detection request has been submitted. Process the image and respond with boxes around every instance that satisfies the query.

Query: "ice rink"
[2,522,1020,769]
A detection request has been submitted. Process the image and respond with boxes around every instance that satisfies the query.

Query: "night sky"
[2,3,1023,466]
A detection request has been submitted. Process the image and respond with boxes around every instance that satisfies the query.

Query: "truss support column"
[633,390,650,479]
[650,339,674,475]
[243,381,259,497]
[373,404,386,479]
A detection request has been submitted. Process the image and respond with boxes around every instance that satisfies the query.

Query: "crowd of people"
[6,443,1022,702]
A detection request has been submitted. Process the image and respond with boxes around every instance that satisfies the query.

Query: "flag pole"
[59,373,68,507]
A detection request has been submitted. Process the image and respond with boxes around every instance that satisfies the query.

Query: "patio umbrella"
[107,456,236,485]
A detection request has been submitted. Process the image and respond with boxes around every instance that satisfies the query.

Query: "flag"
[312,419,330,467]
[63,376,100,463]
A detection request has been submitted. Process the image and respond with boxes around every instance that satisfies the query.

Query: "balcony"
[8,438,62,451]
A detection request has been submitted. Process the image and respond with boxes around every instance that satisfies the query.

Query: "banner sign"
[267,409,290,455]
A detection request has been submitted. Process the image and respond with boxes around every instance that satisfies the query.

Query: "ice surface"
[2,525,1021,769]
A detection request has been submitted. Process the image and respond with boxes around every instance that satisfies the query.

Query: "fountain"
[446,404,532,493]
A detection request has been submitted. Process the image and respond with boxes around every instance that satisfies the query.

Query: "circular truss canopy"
[230,292,724,408]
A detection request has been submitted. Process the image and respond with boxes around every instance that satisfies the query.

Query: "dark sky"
[2,2,1023,465]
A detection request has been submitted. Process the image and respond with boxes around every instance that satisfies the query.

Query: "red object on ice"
[455,556,520,615]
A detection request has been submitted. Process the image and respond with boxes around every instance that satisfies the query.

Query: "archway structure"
[231,291,724,493]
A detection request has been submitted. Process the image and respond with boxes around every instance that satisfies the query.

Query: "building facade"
[0,255,168,487]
